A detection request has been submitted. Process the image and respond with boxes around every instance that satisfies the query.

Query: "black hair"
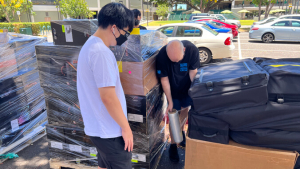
[98,3,134,32]
[132,9,141,19]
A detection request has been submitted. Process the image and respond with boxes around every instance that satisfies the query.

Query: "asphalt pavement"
[1,32,300,169]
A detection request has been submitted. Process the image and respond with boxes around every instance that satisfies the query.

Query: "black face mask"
[135,19,140,26]
[113,28,128,46]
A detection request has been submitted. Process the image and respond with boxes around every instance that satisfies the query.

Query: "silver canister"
[168,109,183,143]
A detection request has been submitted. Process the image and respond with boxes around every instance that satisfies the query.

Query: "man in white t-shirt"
[77,3,134,169]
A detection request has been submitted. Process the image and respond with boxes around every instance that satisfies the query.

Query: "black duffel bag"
[189,59,269,114]
[188,109,229,144]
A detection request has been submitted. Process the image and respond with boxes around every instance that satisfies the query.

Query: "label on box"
[51,141,63,150]
[64,25,73,42]
[132,153,146,162]
[0,29,3,33]
[11,119,19,132]
[69,144,82,153]
[90,147,97,157]
[128,113,143,123]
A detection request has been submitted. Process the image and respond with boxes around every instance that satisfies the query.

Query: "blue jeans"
[172,95,192,111]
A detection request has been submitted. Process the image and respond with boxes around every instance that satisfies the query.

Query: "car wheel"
[262,33,274,43]
[199,48,212,64]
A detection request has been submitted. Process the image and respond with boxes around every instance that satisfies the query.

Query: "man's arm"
[161,77,173,114]
[99,87,133,152]
[189,69,198,82]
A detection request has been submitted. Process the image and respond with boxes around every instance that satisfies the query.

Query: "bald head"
[166,40,185,62]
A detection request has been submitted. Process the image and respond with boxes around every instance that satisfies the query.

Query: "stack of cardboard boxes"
[37,20,168,168]
[0,34,47,154]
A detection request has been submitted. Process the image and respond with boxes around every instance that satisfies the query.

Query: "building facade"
[17,0,156,22]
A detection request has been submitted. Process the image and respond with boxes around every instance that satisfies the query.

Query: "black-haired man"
[132,9,147,30]
[77,3,134,169]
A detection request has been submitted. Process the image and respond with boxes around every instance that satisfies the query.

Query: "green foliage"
[0,22,50,35]
[0,0,34,22]
[156,4,169,19]
[55,0,94,19]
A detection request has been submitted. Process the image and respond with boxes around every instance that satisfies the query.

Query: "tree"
[151,0,224,13]
[0,0,34,22]
[55,0,94,19]
[250,0,276,21]
[156,4,169,19]
[264,0,276,18]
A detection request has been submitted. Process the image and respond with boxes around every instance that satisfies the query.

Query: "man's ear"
[111,25,116,34]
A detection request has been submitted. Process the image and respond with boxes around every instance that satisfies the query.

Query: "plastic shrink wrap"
[0,34,47,154]
[37,26,168,169]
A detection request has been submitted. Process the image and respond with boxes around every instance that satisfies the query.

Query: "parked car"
[196,19,239,38]
[210,14,241,28]
[186,20,232,33]
[252,17,277,26]
[278,14,300,20]
[188,13,210,20]
[249,19,300,43]
[157,23,235,64]
[189,15,217,21]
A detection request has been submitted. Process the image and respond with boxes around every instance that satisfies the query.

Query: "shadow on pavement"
[248,40,300,44]
[0,136,50,169]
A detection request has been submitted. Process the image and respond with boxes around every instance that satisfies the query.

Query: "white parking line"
[238,34,242,59]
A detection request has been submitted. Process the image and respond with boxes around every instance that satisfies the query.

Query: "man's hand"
[122,128,133,152]
[166,101,173,114]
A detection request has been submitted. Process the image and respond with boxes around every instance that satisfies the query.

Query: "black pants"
[89,136,132,169]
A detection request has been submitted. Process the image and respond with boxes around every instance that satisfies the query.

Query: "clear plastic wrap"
[0,34,47,152]
[0,31,9,45]
[50,19,98,46]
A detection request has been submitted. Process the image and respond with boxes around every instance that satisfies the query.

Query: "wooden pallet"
[0,123,47,163]
[49,158,98,169]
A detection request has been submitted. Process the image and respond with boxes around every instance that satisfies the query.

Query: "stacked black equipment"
[188,58,300,169]
[37,21,168,169]
[36,42,98,166]
[0,34,47,155]
[109,29,169,169]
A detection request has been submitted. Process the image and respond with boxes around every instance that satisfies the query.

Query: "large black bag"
[208,101,300,132]
[254,58,300,103]
[189,59,269,114]
[188,109,229,144]
[231,129,300,152]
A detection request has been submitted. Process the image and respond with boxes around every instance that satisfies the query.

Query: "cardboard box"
[185,135,299,169]
[119,54,158,96]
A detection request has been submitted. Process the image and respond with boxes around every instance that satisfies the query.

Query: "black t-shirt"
[139,25,147,30]
[156,40,200,99]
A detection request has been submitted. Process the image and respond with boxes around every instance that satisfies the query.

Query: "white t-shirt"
[77,36,127,138]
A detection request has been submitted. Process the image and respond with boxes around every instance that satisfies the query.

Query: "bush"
[0,22,51,35]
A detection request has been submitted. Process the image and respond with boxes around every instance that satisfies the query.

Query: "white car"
[210,14,241,28]
[157,23,235,64]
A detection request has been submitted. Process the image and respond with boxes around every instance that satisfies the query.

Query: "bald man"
[156,40,200,162]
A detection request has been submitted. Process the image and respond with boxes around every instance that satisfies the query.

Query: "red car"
[197,19,239,38]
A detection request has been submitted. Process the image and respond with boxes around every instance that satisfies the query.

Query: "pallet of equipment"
[0,121,47,163]
[49,158,97,169]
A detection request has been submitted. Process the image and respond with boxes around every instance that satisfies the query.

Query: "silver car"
[252,17,277,26]
[249,19,300,43]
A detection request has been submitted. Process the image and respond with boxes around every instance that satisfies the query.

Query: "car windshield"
[202,25,219,36]
[221,15,228,20]
[208,22,221,28]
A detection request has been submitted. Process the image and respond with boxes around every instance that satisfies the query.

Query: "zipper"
[198,84,264,97]
[243,61,253,73]
[269,94,300,103]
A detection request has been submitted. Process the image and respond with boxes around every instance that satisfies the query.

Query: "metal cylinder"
[168,109,183,143]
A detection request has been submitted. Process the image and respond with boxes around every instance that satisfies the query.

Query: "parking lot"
[232,32,300,60]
